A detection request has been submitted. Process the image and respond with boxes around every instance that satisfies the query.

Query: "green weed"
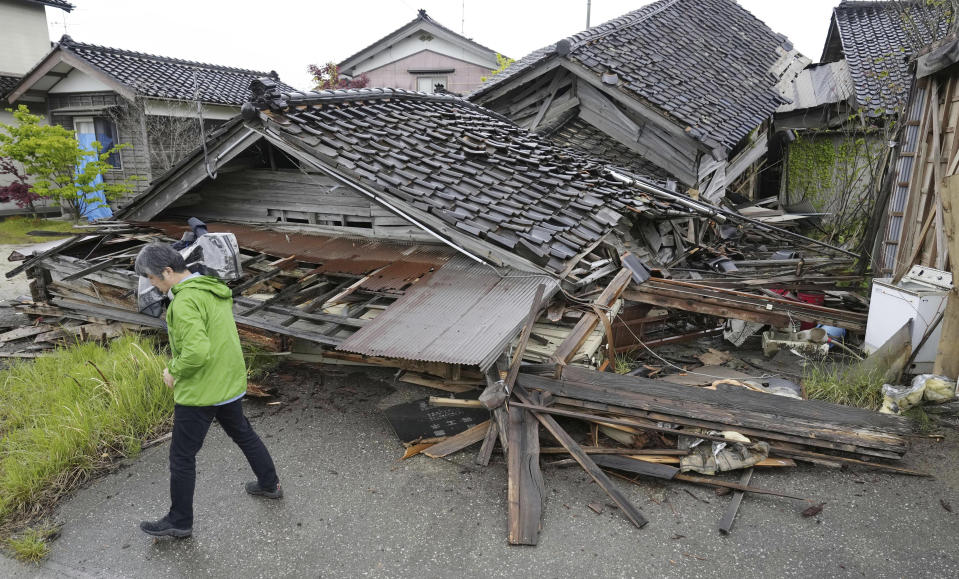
[0,335,172,532]
[244,342,281,381]
[802,360,885,410]
[5,525,57,563]
[613,354,634,375]
[903,406,936,433]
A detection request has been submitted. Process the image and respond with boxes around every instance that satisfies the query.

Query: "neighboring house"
[777,2,912,236]
[3,35,295,208]
[820,0,914,117]
[0,0,72,204]
[0,0,73,124]
[468,0,808,201]
[338,9,500,95]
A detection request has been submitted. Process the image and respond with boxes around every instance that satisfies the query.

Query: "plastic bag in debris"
[678,430,769,475]
[880,381,925,414]
[137,232,242,317]
[180,232,242,281]
[914,374,957,402]
[137,276,166,318]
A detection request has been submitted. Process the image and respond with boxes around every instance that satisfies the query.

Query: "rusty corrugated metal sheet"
[337,255,558,370]
[142,221,452,292]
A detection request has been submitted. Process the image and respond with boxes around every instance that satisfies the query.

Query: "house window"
[74,116,121,168]
[416,76,448,93]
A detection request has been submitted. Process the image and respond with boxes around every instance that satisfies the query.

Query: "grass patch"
[0,217,76,245]
[244,342,282,381]
[613,354,634,375]
[903,406,936,433]
[0,335,173,536]
[802,360,885,410]
[5,525,58,563]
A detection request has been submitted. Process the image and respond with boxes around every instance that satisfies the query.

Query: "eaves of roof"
[20,0,73,12]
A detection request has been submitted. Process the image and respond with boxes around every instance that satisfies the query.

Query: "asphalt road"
[1,364,957,579]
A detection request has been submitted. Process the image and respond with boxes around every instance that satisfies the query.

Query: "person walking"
[135,243,282,538]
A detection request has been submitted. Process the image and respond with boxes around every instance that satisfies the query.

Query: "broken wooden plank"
[0,324,54,343]
[400,373,475,394]
[593,455,811,501]
[551,269,632,374]
[423,420,491,458]
[517,367,911,458]
[231,255,297,296]
[718,468,753,535]
[513,384,648,529]
[503,283,548,398]
[429,397,484,409]
[475,419,499,466]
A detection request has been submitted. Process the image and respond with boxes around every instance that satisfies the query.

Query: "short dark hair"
[134,243,187,277]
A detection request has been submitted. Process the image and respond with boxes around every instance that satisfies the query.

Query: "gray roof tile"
[470,0,795,150]
[57,36,296,106]
[251,88,693,273]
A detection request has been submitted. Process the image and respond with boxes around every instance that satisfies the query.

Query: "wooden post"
[934,174,959,378]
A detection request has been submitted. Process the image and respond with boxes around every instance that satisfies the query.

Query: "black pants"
[167,399,278,528]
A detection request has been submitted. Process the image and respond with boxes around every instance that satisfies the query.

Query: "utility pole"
[586,0,591,28]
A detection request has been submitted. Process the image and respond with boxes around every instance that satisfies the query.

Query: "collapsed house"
[467,0,809,202]
[4,80,916,543]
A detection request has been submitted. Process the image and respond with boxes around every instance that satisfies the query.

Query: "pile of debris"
[1,212,919,545]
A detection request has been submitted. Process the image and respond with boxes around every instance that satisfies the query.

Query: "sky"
[44,0,840,90]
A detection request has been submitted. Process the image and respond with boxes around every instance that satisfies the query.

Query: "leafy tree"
[481,53,516,82]
[0,157,40,213]
[308,62,370,90]
[0,105,139,223]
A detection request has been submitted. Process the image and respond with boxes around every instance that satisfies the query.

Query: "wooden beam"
[513,385,648,529]
[528,72,568,132]
[504,283,547,394]
[935,174,959,377]
[717,468,753,534]
[551,269,632,373]
[506,401,544,545]
[423,420,491,458]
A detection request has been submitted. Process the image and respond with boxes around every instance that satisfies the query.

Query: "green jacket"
[166,275,246,406]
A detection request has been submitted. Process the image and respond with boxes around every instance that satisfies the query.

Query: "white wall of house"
[48,68,113,93]
[350,32,496,77]
[364,50,492,94]
[0,0,51,76]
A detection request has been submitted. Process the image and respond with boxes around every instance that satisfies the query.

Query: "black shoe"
[139,517,192,538]
[245,481,283,499]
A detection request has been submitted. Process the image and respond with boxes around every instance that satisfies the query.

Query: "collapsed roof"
[470,0,804,152]
[121,85,707,276]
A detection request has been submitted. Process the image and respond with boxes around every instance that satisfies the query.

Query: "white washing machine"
[865,265,952,374]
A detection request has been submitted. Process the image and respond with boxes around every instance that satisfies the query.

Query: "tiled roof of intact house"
[21,0,74,11]
[249,87,692,274]
[547,117,673,184]
[57,36,297,106]
[0,75,21,99]
[470,0,798,150]
[824,2,917,115]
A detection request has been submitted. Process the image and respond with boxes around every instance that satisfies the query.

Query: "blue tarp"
[75,132,113,221]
